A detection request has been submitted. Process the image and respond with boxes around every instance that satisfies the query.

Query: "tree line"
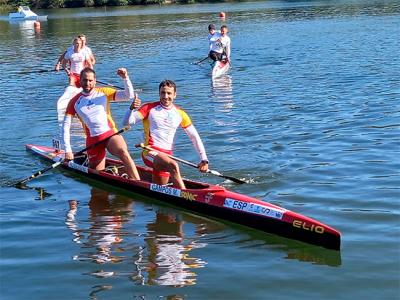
[1,0,221,9]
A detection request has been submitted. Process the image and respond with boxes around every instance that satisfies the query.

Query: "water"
[1,1,399,299]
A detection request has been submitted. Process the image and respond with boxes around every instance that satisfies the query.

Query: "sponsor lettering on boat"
[68,161,88,173]
[150,184,181,197]
[181,191,197,201]
[205,192,214,203]
[223,198,285,219]
[293,220,325,234]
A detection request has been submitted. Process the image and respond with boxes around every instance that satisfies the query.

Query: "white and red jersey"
[209,32,231,58]
[123,101,208,161]
[64,47,90,74]
[208,30,220,51]
[63,77,134,153]
[66,45,93,58]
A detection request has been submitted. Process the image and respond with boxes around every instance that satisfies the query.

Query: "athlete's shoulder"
[137,101,159,118]
[65,92,83,115]
[95,86,115,96]
[173,103,186,112]
[147,101,161,108]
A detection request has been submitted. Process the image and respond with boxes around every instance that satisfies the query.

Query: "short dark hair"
[159,79,176,93]
[80,67,96,78]
[208,24,216,31]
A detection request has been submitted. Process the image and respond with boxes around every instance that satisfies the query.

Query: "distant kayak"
[212,60,230,78]
[26,144,341,250]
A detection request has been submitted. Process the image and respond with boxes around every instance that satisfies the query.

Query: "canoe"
[212,60,230,78]
[8,6,47,21]
[25,144,341,250]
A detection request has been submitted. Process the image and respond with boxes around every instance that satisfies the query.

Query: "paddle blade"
[208,170,246,184]
[14,161,62,187]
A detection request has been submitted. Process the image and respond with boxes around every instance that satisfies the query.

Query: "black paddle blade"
[14,161,62,187]
[19,69,64,75]
[208,170,246,184]
[222,175,247,184]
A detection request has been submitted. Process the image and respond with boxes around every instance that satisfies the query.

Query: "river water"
[0,0,399,299]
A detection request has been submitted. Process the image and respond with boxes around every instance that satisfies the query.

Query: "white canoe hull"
[212,60,230,78]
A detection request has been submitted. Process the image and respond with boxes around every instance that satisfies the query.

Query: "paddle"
[19,68,65,75]
[135,143,246,184]
[193,57,209,65]
[96,80,143,92]
[15,127,130,187]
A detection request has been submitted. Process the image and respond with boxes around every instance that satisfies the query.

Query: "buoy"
[34,21,41,29]
[219,12,226,19]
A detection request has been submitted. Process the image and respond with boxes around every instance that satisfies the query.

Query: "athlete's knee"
[115,148,131,161]
[168,160,180,174]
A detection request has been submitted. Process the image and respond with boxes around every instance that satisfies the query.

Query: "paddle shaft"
[20,69,65,75]
[96,80,143,92]
[135,143,246,184]
[16,127,129,186]
[194,57,209,65]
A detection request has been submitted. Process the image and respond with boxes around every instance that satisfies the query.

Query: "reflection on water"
[66,188,132,264]
[65,188,209,287]
[14,183,52,200]
[211,75,233,113]
[141,211,207,286]
[65,187,341,290]
[8,20,41,40]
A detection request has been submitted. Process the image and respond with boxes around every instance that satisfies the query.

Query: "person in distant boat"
[55,34,96,72]
[123,79,209,189]
[208,25,231,63]
[54,36,93,143]
[77,34,96,66]
[53,37,91,145]
[62,67,141,180]
[207,23,219,60]
[207,23,219,41]
[61,37,93,88]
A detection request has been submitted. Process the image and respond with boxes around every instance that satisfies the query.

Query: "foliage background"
[1,0,226,9]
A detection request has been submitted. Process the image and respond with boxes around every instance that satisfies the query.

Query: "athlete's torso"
[66,87,117,137]
[138,102,192,151]
[209,32,230,53]
[65,47,89,74]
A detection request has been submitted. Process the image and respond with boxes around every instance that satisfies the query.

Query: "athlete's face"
[159,85,176,108]
[73,38,82,51]
[80,72,96,93]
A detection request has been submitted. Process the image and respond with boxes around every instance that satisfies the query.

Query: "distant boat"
[212,60,230,78]
[8,6,47,21]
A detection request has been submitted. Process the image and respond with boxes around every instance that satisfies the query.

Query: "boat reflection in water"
[65,188,212,286]
[65,187,341,290]
[139,209,209,286]
[8,20,42,39]
[211,74,233,113]
[66,188,132,265]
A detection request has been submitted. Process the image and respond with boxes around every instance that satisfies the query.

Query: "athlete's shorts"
[209,50,223,61]
[86,130,115,163]
[70,73,81,88]
[141,145,172,178]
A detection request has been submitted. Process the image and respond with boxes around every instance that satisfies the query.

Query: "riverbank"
[1,0,228,11]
